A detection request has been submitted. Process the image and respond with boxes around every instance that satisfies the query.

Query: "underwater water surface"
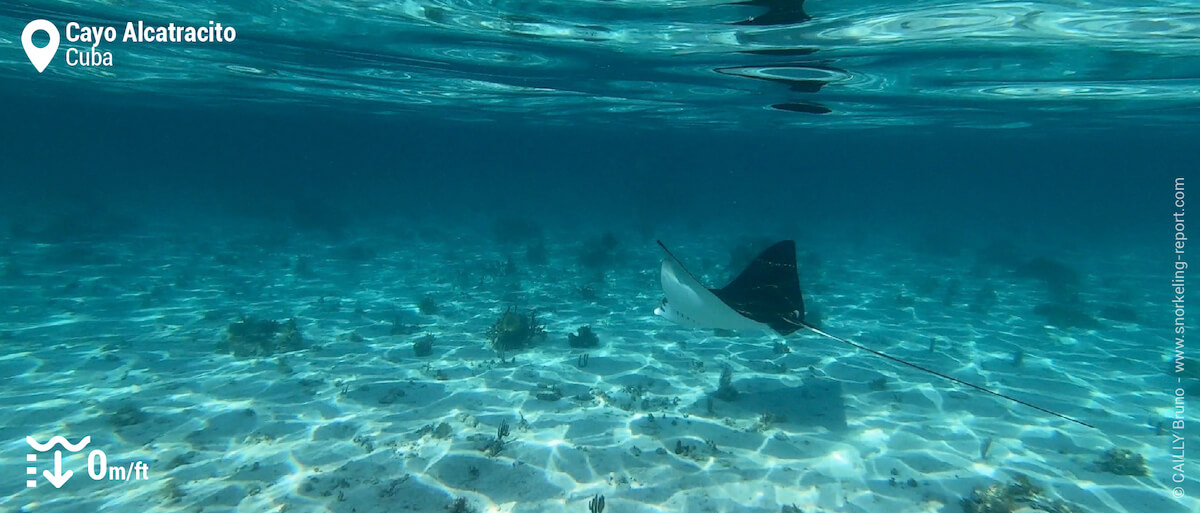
[2,0,1200,128]
[0,0,1196,513]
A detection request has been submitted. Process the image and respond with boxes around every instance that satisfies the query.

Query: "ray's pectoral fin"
[710,240,806,335]
[653,255,754,331]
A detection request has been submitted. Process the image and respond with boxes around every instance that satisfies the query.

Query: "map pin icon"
[22,20,60,73]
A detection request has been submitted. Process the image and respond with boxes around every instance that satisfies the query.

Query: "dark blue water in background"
[0,96,1181,254]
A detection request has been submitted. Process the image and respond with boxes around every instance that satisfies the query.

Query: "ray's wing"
[654,242,771,332]
[711,240,806,335]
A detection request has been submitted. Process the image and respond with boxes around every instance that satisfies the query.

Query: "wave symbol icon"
[26,436,90,452]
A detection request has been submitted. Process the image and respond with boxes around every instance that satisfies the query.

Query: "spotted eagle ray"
[654,240,1093,429]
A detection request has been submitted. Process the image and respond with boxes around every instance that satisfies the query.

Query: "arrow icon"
[42,450,73,488]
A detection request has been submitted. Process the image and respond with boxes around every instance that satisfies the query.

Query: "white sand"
[0,222,1194,513]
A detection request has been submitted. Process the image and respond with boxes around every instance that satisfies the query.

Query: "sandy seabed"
[1,222,1194,513]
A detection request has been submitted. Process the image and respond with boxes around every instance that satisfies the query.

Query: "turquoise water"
[4,0,1200,128]
[0,1,1197,512]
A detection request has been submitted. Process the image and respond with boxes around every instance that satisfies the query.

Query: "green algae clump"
[486,307,545,351]
[219,317,306,357]
[962,474,1081,513]
[1094,448,1149,476]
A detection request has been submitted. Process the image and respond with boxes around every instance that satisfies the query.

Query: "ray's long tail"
[798,322,1095,429]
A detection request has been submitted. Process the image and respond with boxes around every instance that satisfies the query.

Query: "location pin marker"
[22,19,60,73]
